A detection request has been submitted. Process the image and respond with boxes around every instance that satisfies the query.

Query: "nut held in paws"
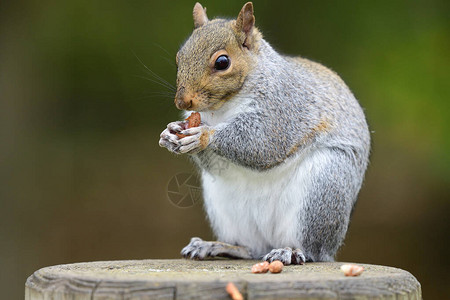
[251,261,269,273]
[176,112,201,139]
[269,260,284,273]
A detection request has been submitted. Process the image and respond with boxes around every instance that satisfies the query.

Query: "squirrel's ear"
[235,2,255,35]
[193,2,208,28]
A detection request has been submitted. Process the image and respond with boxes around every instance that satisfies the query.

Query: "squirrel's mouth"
[175,98,192,110]
[174,89,230,112]
[174,92,208,111]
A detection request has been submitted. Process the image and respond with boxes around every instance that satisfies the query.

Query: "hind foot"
[181,237,252,260]
[263,247,306,265]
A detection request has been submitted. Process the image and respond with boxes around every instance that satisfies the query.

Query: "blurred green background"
[1,0,449,298]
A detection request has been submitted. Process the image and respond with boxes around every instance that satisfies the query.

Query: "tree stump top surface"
[25,259,422,299]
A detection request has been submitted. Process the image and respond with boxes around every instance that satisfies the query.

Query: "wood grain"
[25,259,421,299]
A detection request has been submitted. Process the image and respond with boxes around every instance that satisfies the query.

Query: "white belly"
[200,149,315,259]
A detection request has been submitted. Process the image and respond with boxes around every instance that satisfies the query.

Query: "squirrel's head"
[174,2,262,111]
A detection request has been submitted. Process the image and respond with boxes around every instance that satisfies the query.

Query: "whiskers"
[133,74,176,94]
[153,43,177,69]
[133,51,176,91]
[130,49,178,110]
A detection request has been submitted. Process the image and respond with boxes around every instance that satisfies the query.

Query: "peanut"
[176,112,201,138]
[340,264,364,276]
[268,260,283,273]
[251,261,269,273]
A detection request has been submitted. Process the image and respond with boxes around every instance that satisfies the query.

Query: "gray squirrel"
[159,2,370,264]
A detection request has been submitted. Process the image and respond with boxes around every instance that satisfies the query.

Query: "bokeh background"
[1,0,449,298]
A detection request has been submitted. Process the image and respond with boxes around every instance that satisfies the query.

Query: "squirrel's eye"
[214,55,230,71]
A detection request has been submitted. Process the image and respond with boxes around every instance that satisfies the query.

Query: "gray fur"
[160,6,370,264]
[193,41,369,262]
[202,40,369,172]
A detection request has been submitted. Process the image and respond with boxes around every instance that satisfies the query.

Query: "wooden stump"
[25,259,421,299]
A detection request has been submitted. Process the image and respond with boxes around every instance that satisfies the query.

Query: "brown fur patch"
[287,144,300,157]
[200,128,215,150]
[289,118,332,156]
[314,119,330,133]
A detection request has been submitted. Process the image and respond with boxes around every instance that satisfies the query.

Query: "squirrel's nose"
[174,86,192,110]
[175,97,192,110]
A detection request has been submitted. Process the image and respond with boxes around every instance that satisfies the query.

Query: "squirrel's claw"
[181,237,207,260]
[167,121,184,133]
[160,128,179,144]
[159,137,178,154]
[263,247,306,265]
[159,128,180,153]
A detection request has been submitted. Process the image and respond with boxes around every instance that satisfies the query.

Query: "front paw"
[159,123,213,154]
[178,126,213,154]
[263,247,306,265]
[159,121,184,154]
